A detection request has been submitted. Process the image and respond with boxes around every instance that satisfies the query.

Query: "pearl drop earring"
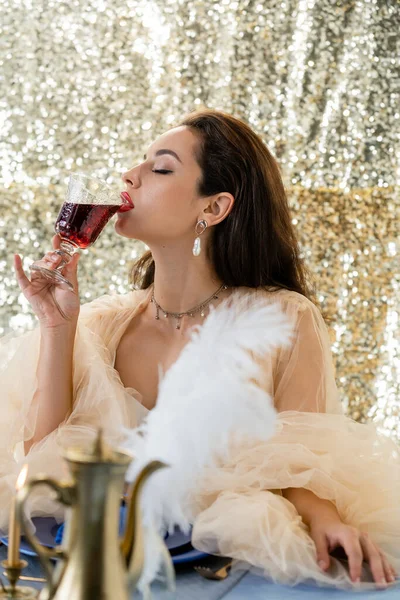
[192,219,208,256]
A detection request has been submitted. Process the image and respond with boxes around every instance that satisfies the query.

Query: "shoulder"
[234,287,329,345]
[236,286,319,318]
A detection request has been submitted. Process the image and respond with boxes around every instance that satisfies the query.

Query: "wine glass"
[30,172,132,291]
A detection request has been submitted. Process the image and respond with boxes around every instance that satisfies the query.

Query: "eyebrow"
[143,149,183,164]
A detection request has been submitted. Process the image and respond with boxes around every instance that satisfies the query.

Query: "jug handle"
[16,476,75,599]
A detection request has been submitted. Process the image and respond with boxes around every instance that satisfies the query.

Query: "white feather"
[123,291,294,591]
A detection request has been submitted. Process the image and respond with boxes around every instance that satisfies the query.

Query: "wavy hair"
[131,108,320,311]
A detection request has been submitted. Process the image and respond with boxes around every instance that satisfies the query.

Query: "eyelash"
[152,169,173,175]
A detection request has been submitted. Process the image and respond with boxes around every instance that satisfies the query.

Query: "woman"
[6,109,399,589]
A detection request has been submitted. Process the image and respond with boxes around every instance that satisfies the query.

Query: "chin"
[115,215,133,237]
[114,216,146,243]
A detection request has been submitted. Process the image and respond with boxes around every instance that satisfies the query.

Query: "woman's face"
[117,125,204,246]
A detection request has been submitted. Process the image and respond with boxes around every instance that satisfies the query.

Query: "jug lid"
[62,429,133,465]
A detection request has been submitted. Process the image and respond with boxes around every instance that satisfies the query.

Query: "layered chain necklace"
[151,284,228,330]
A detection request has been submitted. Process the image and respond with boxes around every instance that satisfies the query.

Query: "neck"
[149,243,224,315]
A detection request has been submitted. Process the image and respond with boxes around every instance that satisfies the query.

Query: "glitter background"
[0,0,399,438]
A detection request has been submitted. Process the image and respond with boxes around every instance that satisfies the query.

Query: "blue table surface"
[0,545,398,599]
[226,574,400,599]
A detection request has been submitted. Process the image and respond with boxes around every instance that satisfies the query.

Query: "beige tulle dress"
[0,286,399,589]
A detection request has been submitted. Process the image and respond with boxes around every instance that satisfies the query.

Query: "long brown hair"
[131,109,319,309]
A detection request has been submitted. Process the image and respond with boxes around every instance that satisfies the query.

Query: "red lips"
[119,191,134,212]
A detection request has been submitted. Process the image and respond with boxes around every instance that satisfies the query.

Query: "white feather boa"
[122,291,294,595]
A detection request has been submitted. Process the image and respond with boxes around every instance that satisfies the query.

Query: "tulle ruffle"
[0,289,152,530]
[190,410,400,589]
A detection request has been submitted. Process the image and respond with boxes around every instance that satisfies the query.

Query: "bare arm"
[13,235,81,455]
[24,323,77,454]
[282,487,340,528]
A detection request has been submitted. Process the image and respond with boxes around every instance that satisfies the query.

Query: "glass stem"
[55,240,76,271]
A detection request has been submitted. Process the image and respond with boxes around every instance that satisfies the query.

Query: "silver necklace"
[151,284,228,330]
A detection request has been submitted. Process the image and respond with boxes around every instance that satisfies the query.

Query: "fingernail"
[354,577,360,584]
[50,255,59,262]
[318,560,326,570]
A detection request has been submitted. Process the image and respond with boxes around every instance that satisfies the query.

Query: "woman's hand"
[14,235,81,329]
[310,516,396,587]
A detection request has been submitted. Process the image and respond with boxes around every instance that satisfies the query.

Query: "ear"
[202,192,235,226]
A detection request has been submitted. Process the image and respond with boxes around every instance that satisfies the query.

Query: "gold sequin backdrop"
[0,1,399,437]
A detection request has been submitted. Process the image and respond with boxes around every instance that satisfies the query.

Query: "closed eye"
[152,169,173,175]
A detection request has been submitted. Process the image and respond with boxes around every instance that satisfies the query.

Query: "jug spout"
[121,460,168,582]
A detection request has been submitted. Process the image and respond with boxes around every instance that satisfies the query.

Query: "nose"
[121,167,140,187]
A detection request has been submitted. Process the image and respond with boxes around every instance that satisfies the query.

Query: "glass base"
[29,265,74,292]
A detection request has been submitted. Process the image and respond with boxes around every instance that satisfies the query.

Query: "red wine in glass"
[29,173,132,291]
[55,202,120,249]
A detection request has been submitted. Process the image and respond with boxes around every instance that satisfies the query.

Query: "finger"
[380,553,396,584]
[376,545,397,583]
[313,532,330,572]
[43,252,62,268]
[62,251,80,274]
[45,251,60,261]
[341,533,363,583]
[360,534,387,587]
[13,254,32,292]
[52,235,61,250]
[61,252,80,290]
[35,257,60,273]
